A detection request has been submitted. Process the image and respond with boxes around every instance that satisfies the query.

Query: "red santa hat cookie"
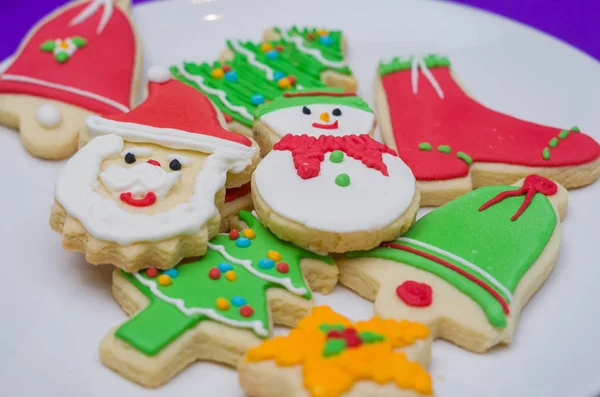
[0,0,142,159]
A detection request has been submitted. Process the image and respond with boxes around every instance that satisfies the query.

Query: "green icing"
[329,150,344,163]
[323,338,347,357]
[71,36,87,47]
[335,173,350,187]
[40,40,55,52]
[549,138,559,148]
[55,52,69,63]
[346,185,557,328]
[379,54,450,77]
[456,151,473,165]
[418,142,432,151]
[319,324,346,333]
[437,145,451,153]
[542,147,551,160]
[359,331,385,343]
[115,211,333,356]
[558,130,569,139]
[570,126,580,133]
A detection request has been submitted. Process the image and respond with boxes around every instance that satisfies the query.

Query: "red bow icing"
[479,174,558,221]
[273,134,398,179]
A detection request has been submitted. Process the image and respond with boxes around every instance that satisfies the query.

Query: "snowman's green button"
[335,173,350,187]
[329,150,344,163]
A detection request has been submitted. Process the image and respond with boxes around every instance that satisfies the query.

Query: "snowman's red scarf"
[274,134,398,179]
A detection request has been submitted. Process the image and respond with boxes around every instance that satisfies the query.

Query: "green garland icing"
[379,54,450,77]
[437,145,451,153]
[115,211,333,356]
[558,130,569,139]
[456,151,473,165]
[346,185,557,328]
[418,142,432,151]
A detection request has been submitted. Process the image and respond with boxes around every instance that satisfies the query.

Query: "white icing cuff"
[147,65,172,84]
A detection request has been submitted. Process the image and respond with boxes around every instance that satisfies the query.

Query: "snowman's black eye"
[332,108,342,116]
[302,106,311,115]
[124,152,136,164]
[169,159,182,171]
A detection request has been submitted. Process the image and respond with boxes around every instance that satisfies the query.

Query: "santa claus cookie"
[338,175,567,353]
[0,0,142,159]
[239,306,433,397]
[50,68,260,271]
[253,88,376,155]
[99,211,337,387]
[377,54,600,206]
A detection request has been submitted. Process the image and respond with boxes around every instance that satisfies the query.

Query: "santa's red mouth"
[312,120,339,130]
[120,192,157,207]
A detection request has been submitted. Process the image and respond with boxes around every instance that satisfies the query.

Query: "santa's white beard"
[100,162,181,200]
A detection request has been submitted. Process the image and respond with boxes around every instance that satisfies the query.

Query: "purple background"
[0,0,599,61]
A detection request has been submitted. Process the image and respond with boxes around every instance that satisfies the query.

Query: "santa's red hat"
[86,66,254,154]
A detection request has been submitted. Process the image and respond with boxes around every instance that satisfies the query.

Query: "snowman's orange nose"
[320,112,330,122]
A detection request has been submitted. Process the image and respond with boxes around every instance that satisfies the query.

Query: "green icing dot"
[456,151,473,165]
[418,142,432,151]
[54,52,69,63]
[335,173,350,187]
[542,148,551,160]
[71,36,87,47]
[558,130,569,139]
[437,145,451,154]
[549,138,559,148]
[329,150,344,163]
[359,331,385,344]
[40,40,55,52]
[323,338,346,357]
[570,126,580,133]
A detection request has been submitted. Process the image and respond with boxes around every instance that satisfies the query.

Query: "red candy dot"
[307,33,315,40]
[276,262,289,273]
[327,330,343,339]
[396,281,433,307]
[222,65,232,72]
[209,268,221,280]
[240,305,254,317]
[288,76,297,85]
[146,267,158,278]
[229,229,240,240]
[275,45,284,52]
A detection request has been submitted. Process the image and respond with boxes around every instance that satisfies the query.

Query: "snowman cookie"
[253,88,376,154]
[100,211,337,387]
[50,67,260,271]
[239,306,433,397]
[0,0,142,159]
[338,175,567,353]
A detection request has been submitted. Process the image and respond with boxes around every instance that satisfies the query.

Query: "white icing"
[167,154,191,166]
[396,237,512,301]
[230,41,275,80]
[55,134,255,245]
[254,151,416,233]
[132,272,269,337]
[121,147,152,157]
[100,162,181,200]
[1,74,129,112]
[411,56,444,99]
[260,104,374,137]
[147,66,172,84]
[69,0,114,34]
[176,67,253,122]
[36,104,62,128]
[279,29,348,69]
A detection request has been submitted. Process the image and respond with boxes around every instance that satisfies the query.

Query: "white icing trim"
[230,41,275,80]
[69,0,114,34]
[278,29,348,69]
[121,147,152,157]
[396,237,512,301]
[207,242,308,296]
[132,273,269,337]
[411,56,444,99]
[176,67,254,122]
[1,74,129,112]
[147,66,172,84]
[167,154,191,166]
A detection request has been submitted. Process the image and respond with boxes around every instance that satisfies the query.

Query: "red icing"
[104,79,252,147]
[225,182,251,203]
[382,242,510,315]
[312,120,339,130]
[381,66,600,181]
[120,192,156,207]
[479,174,558,221]
[396,281,433,307]
[283,91,356,98]
[274,134,397,179]
[327,328,362,348]
[208,268,221,280]
[146,159,161,167]
[0,1,136,115]
[146,268,158,278]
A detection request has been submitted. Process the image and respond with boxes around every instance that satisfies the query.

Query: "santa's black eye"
[124,152,136,164]
[169,159,182,171]
[332,108,342,116]
[302,106,311,115]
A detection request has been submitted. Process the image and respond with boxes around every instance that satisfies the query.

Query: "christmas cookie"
[238,306,433,397]
[338,175,567,353]
[253,88,376,155]
[0,0,142,159]
[220,182,253,232]
[252,132,419,253]
[376,54,600,206]
[99,211,338,387]
[50,68,260,271]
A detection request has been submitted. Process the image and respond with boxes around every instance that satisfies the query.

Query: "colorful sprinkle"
[224,71,238,82]
[267,250,282,262]
[571,126,580,132]
[335,173,351,187]
[329,150,344,163]
[276,262,290,273]
[319,35,333,46]
[273,71,285,81]
[437,145,451,153]
[317,29,329,37]
[157,275,172,286]
[163,269,179,278]
[210,68,224,79]
[549,137,559,148]
[251,94,265,106]
[218,262,233,272]
[260,43,273,52]
[558,130,569,139]
[231,296,247,307]
[243,229,256,239]
[236,237,251,248]
[146,267,158,278]
[266,50,279,60]
[307,33,315,40]
[278,77,292,89]
[208,268,221,280]
[216,298,230,310]
[418,142,432,151]
[225,270,237,281]
[275,45,284,52]
[229,229,240,240]
[542,148,551,160]
[222,65,232,72]
[240,305,254,317]
[456,151,473,165]
[258,258,275,269]
[288,75,297,85]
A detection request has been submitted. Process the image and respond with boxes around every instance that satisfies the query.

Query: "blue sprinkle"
[163,269,179,278]
[251,94,265,106]
[218,262,233,272]
[273,71,285,81]
[236,237,251,248]
[231,296,247,307]
[266,50,279,60]
[319,35,333,46]
[258,258,275,269]
[224,71,238,82]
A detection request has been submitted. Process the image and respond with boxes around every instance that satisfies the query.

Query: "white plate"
[2,0,600,396]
